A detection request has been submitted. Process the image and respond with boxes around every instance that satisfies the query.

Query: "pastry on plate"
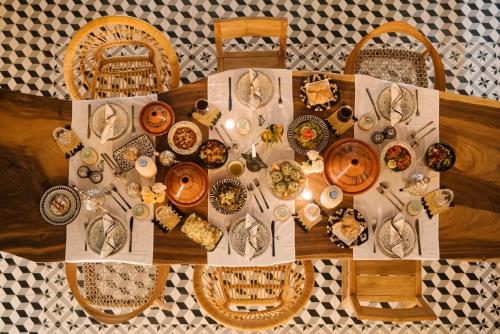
[305,79,334,105]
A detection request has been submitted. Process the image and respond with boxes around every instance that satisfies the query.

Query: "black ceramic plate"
[39,185,81,226]
[300,73,341,112]
[326,208,368,249]
[287,114,330,155]
[209,178,247,215]
[425,143,456,172]
[196,139,228,169]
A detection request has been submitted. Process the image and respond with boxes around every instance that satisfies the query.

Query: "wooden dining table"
[1,72,499,264]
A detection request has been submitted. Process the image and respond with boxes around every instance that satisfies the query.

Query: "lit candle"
[302,187,313,201]
[251,144,256,158]
[225,118,235,130]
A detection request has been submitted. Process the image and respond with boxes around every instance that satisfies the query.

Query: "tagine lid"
[323,138,380,195]
[164,162,208,207]
[140,101,175,135]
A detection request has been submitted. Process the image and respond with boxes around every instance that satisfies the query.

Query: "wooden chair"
[193,261,314,331]
[342,260,437,322]
[344,21,446,91]
[65,262,170,324]
[214,17,288,72]
[64,16,180,99]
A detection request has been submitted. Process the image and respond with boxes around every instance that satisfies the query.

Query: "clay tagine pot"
[323,138,380,195]
[139,101,175,136]
[164,162,208,207]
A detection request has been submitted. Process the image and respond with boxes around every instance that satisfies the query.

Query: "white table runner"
[353,75,440,260]
[66,95,157,265]
[207,68,295,266]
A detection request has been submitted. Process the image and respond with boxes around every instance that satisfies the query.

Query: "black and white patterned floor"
[0,1,499,333]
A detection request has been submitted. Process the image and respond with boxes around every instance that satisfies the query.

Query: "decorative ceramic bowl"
[209,178,247,215]
[323,138,380,195]
[425,142,456,172]
[139,101,175,136]
[287,114,330,155]
[164,162,208,207]
[381,141,416,173]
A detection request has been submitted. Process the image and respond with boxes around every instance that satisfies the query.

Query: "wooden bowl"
[323,138,380,195]
[139,101,175,136]
[164,162,208,207]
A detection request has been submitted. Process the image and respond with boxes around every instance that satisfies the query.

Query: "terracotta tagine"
[323,138,380,195]
[164,162,208,207]
[139,101,175,136]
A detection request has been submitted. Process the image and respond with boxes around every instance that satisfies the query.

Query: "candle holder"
[241,152,267,172]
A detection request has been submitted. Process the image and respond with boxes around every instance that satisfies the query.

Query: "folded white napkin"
[100,214,119,258]
[244,214,259,260]
[390,83,404,126]
[100,103,117,144]
[249,69,262,109]
[389,213,406,258]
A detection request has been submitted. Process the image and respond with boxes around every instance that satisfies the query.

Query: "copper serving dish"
[164,162,208,207]
[139,101,175,136]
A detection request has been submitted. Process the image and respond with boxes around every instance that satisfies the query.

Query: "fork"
[246,183,264,213]
[278,77,283,106]
[411,127,436,148]
[371,218,377,253]
[253,178,269,209]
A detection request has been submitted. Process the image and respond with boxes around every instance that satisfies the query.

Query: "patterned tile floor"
[0,1,499,333]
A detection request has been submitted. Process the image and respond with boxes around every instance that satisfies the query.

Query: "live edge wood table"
[1,72,499,264]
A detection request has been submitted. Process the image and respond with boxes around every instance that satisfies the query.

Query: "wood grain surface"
[0,73,499,264]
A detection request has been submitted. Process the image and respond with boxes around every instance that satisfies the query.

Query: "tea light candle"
[302,187,313,201]
[225,118,235,130]
[251,144,256,158]
[236,118,251,135]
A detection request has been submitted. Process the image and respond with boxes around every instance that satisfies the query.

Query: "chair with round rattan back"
[65,262,171,324]
[64,16,180,100]
[344,21,446,91]
[193,260,314,331]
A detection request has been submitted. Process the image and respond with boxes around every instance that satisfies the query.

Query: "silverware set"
[376,184,403,212]
[246,183,263,213]
[366,88,381,120]
[214,125,239,151]
[253,178,269,209]
[103,187,127,212]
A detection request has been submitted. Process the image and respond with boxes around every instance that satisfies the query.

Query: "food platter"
[326,208,368,248]
[196,139,228,169]
[267,160,306,200]
[381,141,415,173]
[209,178,247,215]
[287,114,330,155]
[39,185,81,226]
[299,73,340,112]
[167,121,202,155]
[112,134,155,172]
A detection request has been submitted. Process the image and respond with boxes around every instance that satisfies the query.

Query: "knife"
[228,77,232,111]
[87,104,92,138]
[271,220,276,257]
[415,219,422,255]
[129,216,134,252]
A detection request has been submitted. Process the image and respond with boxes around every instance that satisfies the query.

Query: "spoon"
[376,186,402,212]
[380,182,405,208]
[103,187,127,212]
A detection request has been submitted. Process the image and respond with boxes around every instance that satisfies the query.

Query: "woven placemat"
[421,188,454,219]
[190,104,221,129]
[293,202,325,232]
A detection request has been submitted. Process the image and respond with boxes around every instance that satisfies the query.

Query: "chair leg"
[341,260,353,311]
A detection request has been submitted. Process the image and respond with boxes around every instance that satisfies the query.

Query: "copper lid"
[164,162,208,207]
[139,101,175,135]
[323,138,380,195]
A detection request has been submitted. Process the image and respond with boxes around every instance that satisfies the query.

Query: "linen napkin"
[101,103,117,143]
[390,83,404,126]
[100,214,120,258]
[249,69,262,109]
[389,213,406,258]
[244,214,259,260]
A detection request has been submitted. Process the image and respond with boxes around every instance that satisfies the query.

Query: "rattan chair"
[342,260,436,322]
[214,17,288,72]
[344,21,446,91]
[65,262,170,324]
[64,16,180,99]
[193,261,314,331]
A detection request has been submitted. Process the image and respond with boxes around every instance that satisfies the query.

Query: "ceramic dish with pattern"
[196,139,228,169]
[376,86,416,122]
[381,141,415,173]
[90,102,130,140]
[39,185,81,226]
[267,160,306,200]
[85,215,127,256]
[300,73,340,112]
[375,217,416,258]
[229,217,271,258]
[326,208,368,248]
[112,134,155,172]
[235,70,274,109]
[209,178,247,215]
[167,121,202,155]
[287,114,330,155]
[139,101,175,136]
